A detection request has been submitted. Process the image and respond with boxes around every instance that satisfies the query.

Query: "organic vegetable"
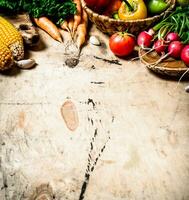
[0,0,76,25]
[0,16,24,61]
[154,39,166,54]
[137,31,153,48]
[16,58,36,69]
[151,6,189,44]
[168,41,183,58]
[76,9,88,50]
[68,18,74,37]
[165,32,180,42]
[103,0,122,17]
[84,0,110,12]
[33,17,62,42]
[118,0,147,20]
[0,42,14,71]
[147,0,168,14]
[181,45,189,66]
[60,20,70,32]
[72,0,82,37]
[109,32,135,57]
[0,17,26,71]
[152,41,183,65]
[89,36,101,46]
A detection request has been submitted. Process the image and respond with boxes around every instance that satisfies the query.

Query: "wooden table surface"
[0,17,189,200]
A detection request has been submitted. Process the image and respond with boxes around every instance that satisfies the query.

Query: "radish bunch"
[137,30,189,66]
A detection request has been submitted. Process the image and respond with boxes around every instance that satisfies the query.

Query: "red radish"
[168,41,183,58]
[181,45,189,66]
[154,39,166,54]
[166,32,180,42]
[149,40,184,68]
[137,31,153,48]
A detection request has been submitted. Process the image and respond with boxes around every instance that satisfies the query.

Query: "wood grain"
[0,17,188,200]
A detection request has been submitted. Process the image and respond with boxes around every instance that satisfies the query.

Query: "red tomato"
[103,0,122,16]
[84,0,110,12]
[109,32,136,57]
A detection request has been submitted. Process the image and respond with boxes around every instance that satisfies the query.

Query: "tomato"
[103,0,122,17]
[109,32,136,57]
[84,0,110,12]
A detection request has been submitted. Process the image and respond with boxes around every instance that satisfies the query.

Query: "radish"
[165,32,180,42]
[137,31,153,48]
[168,41,183,58]
[154,39,166,54]
[148,41,184,68]
[181,45,189,66]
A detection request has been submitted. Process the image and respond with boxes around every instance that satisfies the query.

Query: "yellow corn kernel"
[0,41,14,71]
[0,16,24,60]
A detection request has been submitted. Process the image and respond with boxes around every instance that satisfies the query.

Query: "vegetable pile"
[137,6,189,66]
[108,5,189,69]
[85,0,171,20]
[0,0,88,52]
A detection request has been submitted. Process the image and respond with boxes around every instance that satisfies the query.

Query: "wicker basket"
[81,0,176,35]
[139,49,189,77]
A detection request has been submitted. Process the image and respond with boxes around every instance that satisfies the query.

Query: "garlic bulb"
[16,59,36,69]
[89,36,101,46]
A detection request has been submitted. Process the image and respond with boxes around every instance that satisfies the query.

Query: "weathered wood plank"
[0,16,189,200]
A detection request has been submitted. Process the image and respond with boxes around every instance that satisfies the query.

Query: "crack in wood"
[93,56,122,66]
[0,102,51,106]
[78,128,110,200]
[90,82,105,85]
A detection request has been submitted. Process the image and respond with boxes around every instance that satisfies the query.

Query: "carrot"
[76,9,88,50]
[33,17,62,42]
[68,18,74,38]
[60,20,70,32]
[72,0,82,37]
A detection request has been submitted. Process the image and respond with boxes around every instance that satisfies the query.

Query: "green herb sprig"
[0,0,76,24]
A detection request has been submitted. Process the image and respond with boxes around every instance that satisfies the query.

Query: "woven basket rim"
[139,48,188,75]
[81,0,176,23]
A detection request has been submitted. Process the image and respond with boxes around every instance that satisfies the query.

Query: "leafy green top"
[0,0,76,24]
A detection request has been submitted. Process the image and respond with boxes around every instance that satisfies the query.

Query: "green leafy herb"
[152,6,189,44]
[0,0,76,24]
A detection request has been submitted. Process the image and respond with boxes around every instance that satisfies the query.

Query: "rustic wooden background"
[0,17,189,200]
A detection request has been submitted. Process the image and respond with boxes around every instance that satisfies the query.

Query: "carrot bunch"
[33,0,88,52]
[60,0,88,51]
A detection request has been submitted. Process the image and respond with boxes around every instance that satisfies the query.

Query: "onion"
[168,41,183,58]
[166,32,180,42]
[181,45,189,66]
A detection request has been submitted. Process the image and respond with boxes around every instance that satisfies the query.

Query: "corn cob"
[0,16,24,71]
[0,42,14,71]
